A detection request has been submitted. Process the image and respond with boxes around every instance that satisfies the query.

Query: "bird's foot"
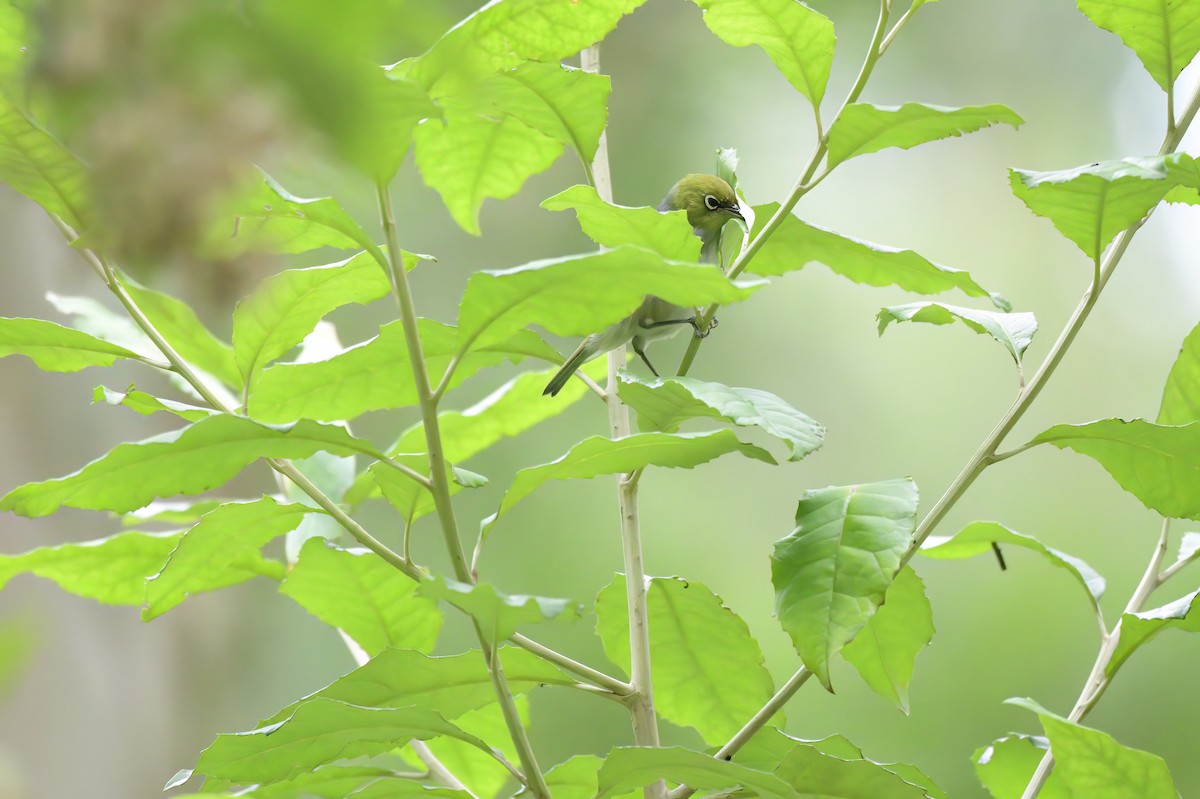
[691,316,718,339]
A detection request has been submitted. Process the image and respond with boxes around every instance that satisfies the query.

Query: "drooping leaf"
[280,539,441,656]
[1009,156,1183,260]
[826,102,1023,168]
[1031,419,1200,519]
[595,575,776,745]
[973,734,1069,799]
[841,566,934,714]
[542,184,701,262]
[1158,318,1200,424]
[93,385,213,422]
[0,93,87,227]
[0,529,182,605]
[1076,0,1200,92]
[922,521,1105,617]
[0,317,145,372]
[0,414,388,518]
[1107,590,1200,680]
[418,576,581,644]
[689,0,836,108]
[771,478,919,690]
[773,741,937,799]
[596,746,799,799]
[877,303,1037,366]
[746,203,1008,309]
[142,497,313,620]
[616,373,824,462]
[194,698,493,784]
[455,246,761,353]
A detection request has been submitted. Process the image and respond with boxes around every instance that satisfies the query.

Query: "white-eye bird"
[542,174,743,397]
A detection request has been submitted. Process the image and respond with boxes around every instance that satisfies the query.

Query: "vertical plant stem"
[376,184,551,799]
[582,43,665,799]
[1019,522,1170,799]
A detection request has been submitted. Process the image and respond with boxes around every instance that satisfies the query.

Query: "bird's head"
[660,174,743,235]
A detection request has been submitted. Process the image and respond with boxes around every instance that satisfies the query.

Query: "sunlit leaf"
[617,373,824,462]
[0,94,87,227]
[0,1,26,94]
[841,567,934,714]
[746,203,1008,309]
[1158,318,1200,424]
[922,521,1105,617]
[423,698,528,799]
[826,102,1022,168]
[771,478,918,690]
[877,302,1037,366]
[181,765,455,799]
[282,450,357,564]
[690,0,836,108]
[1031,419,1200,519]
[280,539,441,656]
[1076,0,1200,92]
[418,576,581,644]
[93,385,213,422]
[595,575,775,745]
[973,734,1069,799]
[595,746,799,799]
[1107,590,1200,680]
[0,317,144,372]
[143,497,313,620]
[774,741,936,798]
[542,185,700,261]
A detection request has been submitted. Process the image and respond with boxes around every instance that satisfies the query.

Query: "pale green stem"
[376,183,551,799]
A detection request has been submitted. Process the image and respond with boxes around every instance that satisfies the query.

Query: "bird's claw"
[691,316,718,339]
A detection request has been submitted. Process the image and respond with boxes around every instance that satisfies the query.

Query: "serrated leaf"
[0,94,87,227]
[827,102,1022,168]
[617,373,824,462]
[841,566,934,714]
[281,539,441,656]
[1107,590,1200,680]
[1009,156,1183,260]
[194,698,493,784]
[93,385,213,422]
[0,317,144,372]
[746,203,1008,309]
[1031,419,1200,519]
[45,292,155,358]
[877,302,1037,366]
[142,497,313,620]
[595,575,775,745]
[423,698,528,799]
[596,746,800,799]
[0,529,181,605]
[1158,318,1200,424]
[774,742,936,798]
[542,185,701,262]
[1076,0,1200,92]
[973,734,1069,799]
[456,246,760,353]
[771,478,919,690]
[418,576,581,644]
[690,0,836,108]
[248,319,556,423]
[0,414,387,518]
[922,521,1105,617]
[121,498,228,528]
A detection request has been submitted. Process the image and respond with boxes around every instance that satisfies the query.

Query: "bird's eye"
[704,194,720,211]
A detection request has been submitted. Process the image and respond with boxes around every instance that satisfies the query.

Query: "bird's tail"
[543,338,595,397]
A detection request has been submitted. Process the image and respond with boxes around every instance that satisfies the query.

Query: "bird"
[542,174,743,397]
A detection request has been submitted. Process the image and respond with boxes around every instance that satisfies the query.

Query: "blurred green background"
[2,1,1199,797]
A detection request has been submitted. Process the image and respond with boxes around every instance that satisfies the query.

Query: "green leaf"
[826,102,1023,168]
[771,478,919,690]
[45,291,156,358]
[1007,700,1179,798]
[282,451,357,563]
[877,302,1037,366]
[746,203,1008,309]
[1107,590,1200,680]
[415,112,562,235]
[343,69,437,183]
[488,430,774,528]
[194,698,493,784]
[0,94,87,227]
[93,385,213,422]
[0,317,145,372]
[280,539,441,656]
[617,373,824,462]
[1031,419,1200,519]
[183,765,450,799]
[0,529,182,605]
[456,246,760,353]
[0,1,27,94]
[143,497,315,621]
[542,185,701,262]
[1158,318,1200,424]
[248,320,556,423]
[922,521,1105,617]
[974,734,1069,799]
[121,498,228,528]
[690,0,836,108]
[0,414,387,518]
[368,456,442,526]
[774,742,936,799]
[1076,0,1200,92]
[418,576,581,644]
[423,698,528,799]
[596,746,799,799]
[1009,156,1182,260]
[595,575,776,745]
[841,566,934,714]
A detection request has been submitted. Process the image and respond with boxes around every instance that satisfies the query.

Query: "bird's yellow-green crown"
[659,174,743,233]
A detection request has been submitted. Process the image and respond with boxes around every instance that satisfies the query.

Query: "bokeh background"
[2,0,1199,797]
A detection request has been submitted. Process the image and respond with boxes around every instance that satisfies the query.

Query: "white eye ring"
[704,194,720,211]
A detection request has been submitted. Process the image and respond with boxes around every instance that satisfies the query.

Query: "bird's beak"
[728,205,744,220]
